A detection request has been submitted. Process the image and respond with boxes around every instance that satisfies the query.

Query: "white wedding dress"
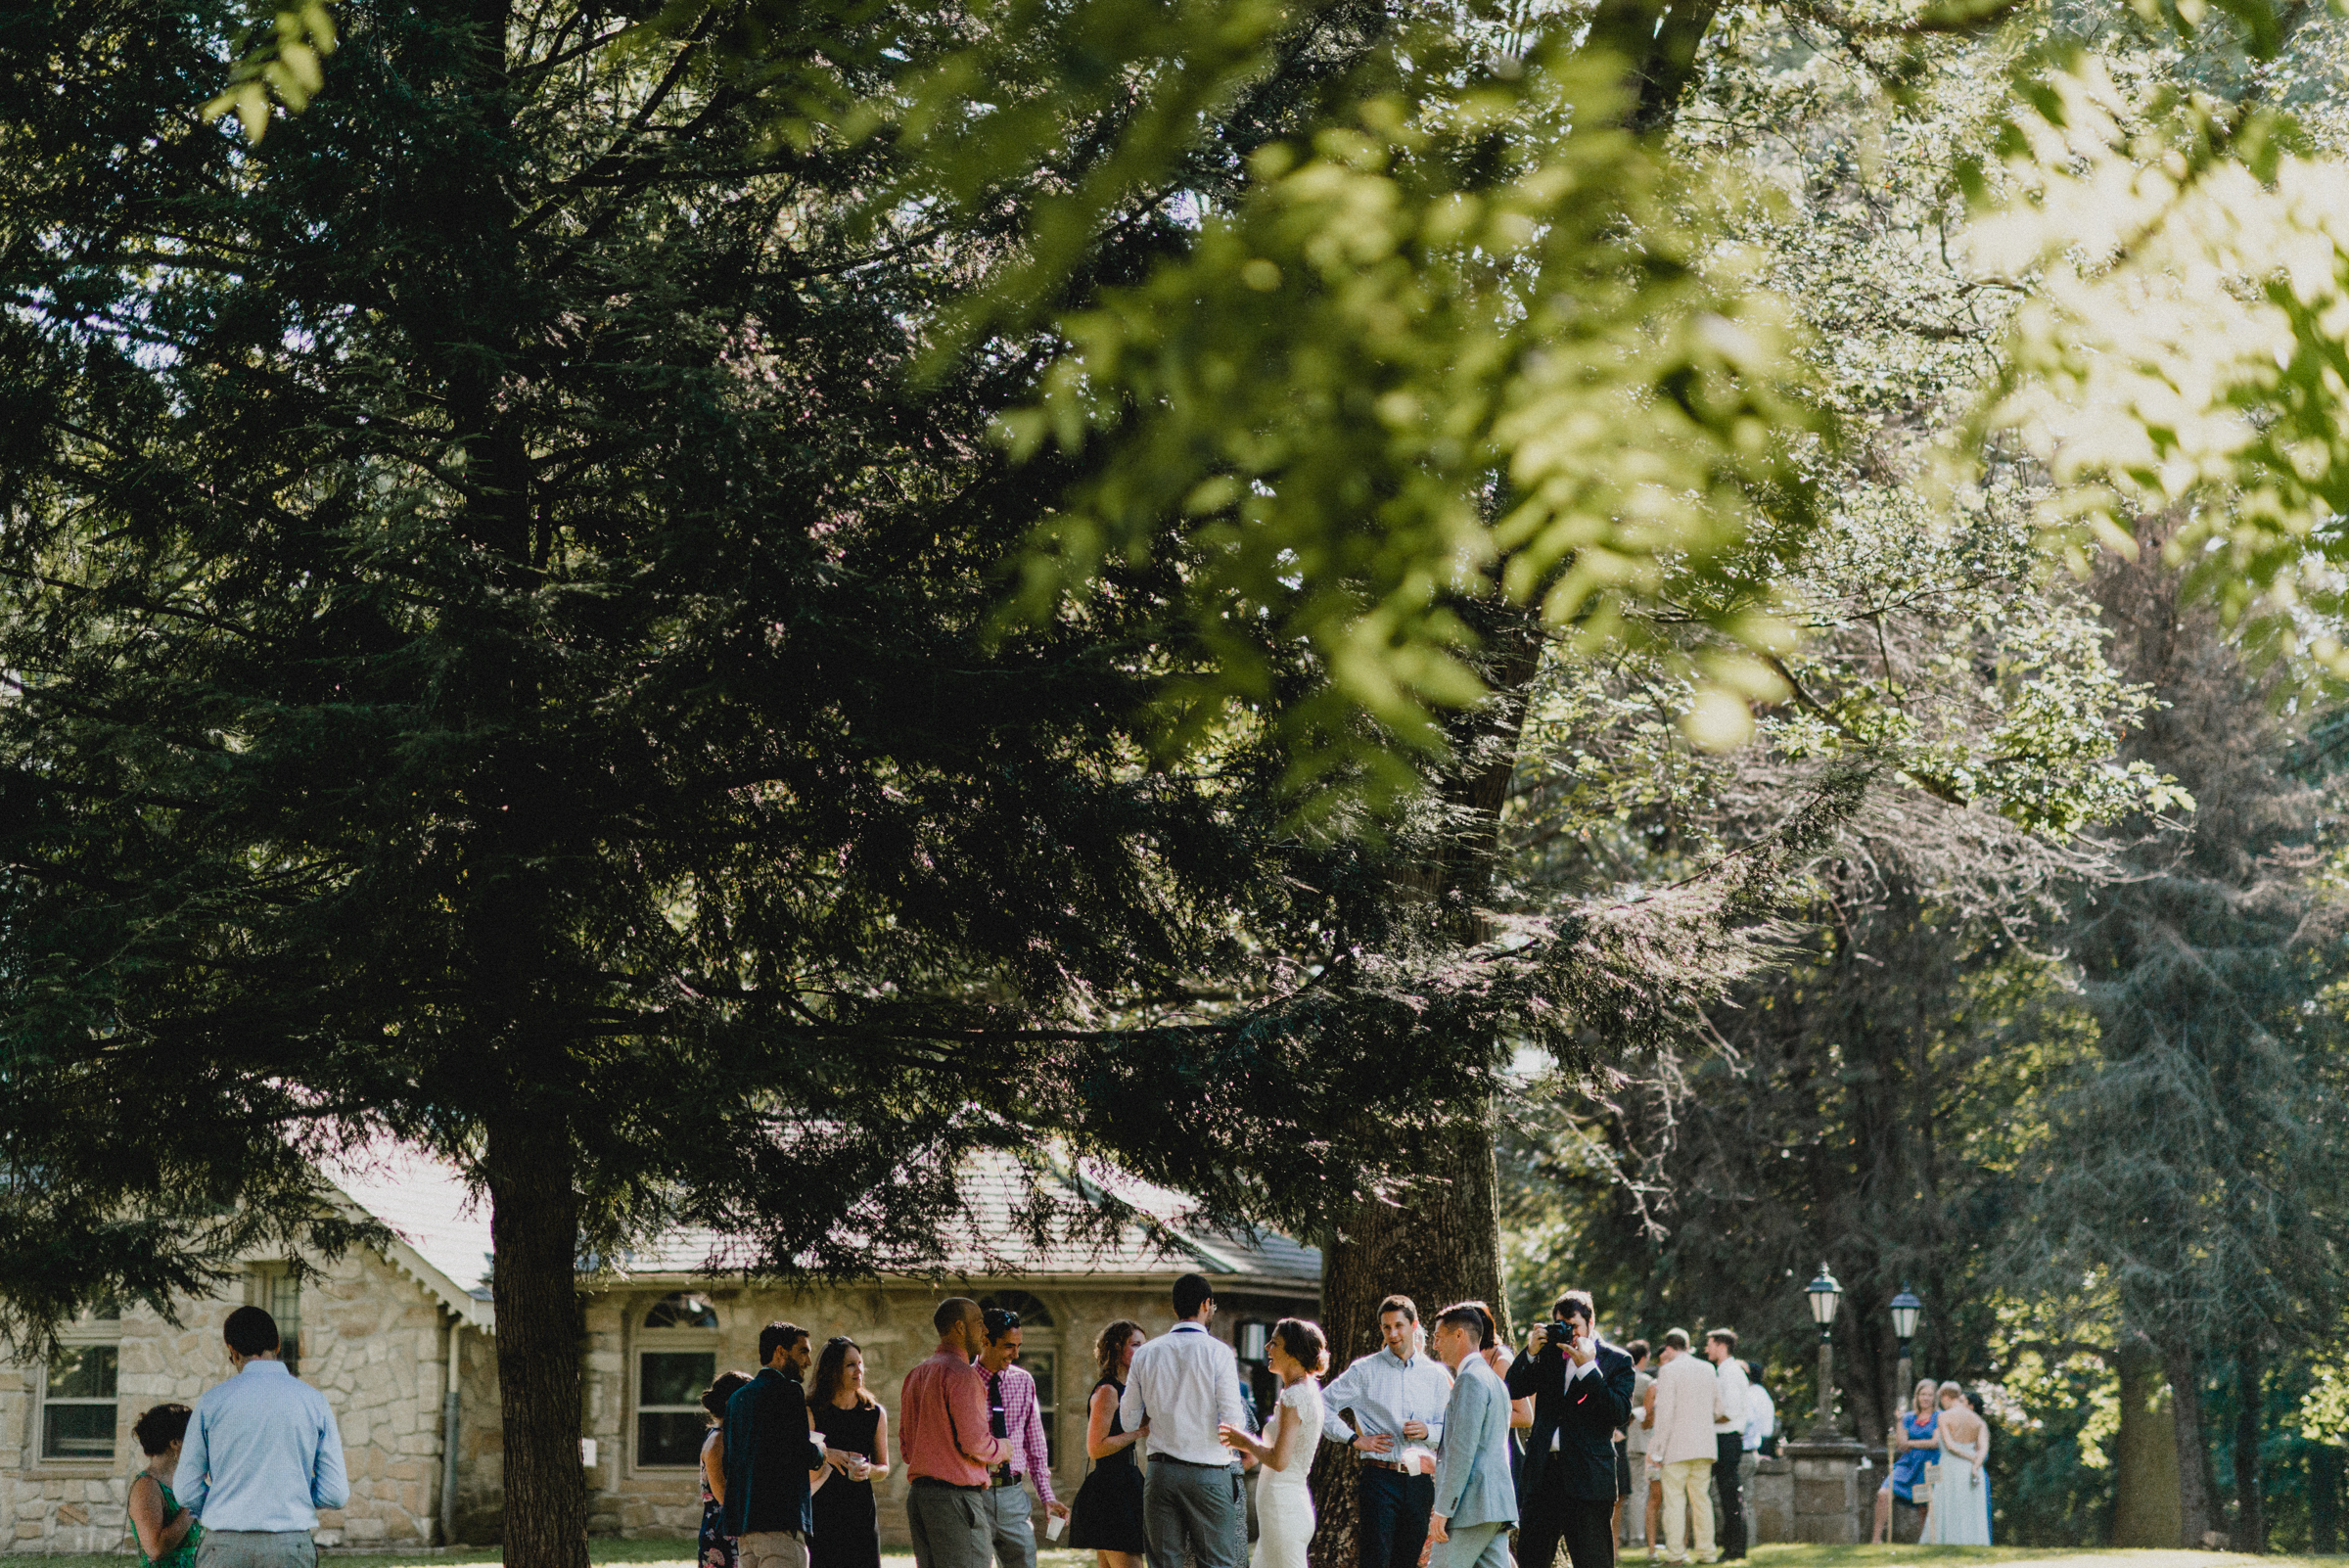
[1922,1428,1993,1545]
[1252,1378,1324,1568]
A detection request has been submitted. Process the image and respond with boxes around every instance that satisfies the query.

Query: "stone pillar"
[1750,1454,1793,1543]
[1779,1437,1869,1544]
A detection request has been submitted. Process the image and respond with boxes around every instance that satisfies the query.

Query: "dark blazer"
[723,1367,819,1538]
[1505,1338,1635,1502]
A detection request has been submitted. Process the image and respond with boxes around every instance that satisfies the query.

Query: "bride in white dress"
[1922,1381,1993,1545]
[1221,1318,1330,1568]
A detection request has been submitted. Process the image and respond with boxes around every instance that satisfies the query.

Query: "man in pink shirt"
[899,1297,1008,1568]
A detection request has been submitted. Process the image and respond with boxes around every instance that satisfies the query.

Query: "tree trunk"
[487,1113,589,1568]
[2309,1443,2343,1554]
[2162,1338,2222,1547]
[2111,1336,2181,1547]
[2233,1339,2264,1552]
[1309,1122,1505,1568]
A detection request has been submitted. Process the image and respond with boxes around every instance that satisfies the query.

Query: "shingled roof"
[320,1143,1319,1329]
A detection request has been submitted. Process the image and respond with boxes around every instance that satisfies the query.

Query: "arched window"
[636,1293,720,1469]
[644,1292,719,1329]
[978,1290,1054,1328]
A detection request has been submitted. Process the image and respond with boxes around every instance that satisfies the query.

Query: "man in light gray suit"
[1423,1304,1518,1568]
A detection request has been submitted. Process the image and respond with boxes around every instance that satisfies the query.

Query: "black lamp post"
[1806,1263,1844,1436]
[1890,1285,1923,1405]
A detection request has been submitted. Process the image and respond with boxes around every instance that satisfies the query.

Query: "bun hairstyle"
[1271,1317,1329,1376]
[133,1404,193,1456]
[702,1369,753,1423]
[1096,1319,1145,1378]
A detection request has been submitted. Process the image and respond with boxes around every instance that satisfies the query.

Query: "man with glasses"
[978,1309,1069,1568]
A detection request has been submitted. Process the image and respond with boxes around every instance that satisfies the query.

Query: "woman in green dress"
[129,1404,202,1568]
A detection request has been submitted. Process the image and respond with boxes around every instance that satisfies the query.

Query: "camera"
[1542,1320,1576,1350]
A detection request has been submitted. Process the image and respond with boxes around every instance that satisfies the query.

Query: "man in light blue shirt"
[176,1305,349,1568]
[1320,1295,1454,1568]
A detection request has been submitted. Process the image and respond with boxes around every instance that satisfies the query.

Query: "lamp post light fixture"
[1890,1285,1923,1403]
[1806,1263,1844,1435]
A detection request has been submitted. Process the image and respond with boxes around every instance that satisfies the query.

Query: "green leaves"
[203,1,337,143]
[996,31,1818,800]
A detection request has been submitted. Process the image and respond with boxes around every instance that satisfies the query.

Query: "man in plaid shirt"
[979,1308,1070,1568]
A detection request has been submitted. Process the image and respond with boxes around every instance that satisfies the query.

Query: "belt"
[990,1466,1025,1488]
[910,1476,988,1492]
[1152,1454,1240,1469]
[1360,1457,1428,1474]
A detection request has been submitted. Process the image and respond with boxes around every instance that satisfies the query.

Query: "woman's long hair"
[1095,1319,1144,1380]
[812,1335,877,1408]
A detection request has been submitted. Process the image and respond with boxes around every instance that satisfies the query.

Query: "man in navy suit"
[1505,1291,1636,1568]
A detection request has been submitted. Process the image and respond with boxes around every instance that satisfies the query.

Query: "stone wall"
[0,1248,460,1554]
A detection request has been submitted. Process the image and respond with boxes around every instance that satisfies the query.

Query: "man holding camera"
[1504,1291,1635,1568]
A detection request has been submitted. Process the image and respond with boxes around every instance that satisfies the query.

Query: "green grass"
[15,1544,2349,1568]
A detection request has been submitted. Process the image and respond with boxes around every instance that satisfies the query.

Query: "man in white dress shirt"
[1122,1273,1249,1568]
[1705,1333,1751,1562]
[1320,1295,1454,1568]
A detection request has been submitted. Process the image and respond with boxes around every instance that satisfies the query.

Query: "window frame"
[37,1311,121,1466]
[632,1294,723,1474]
[246,1262,303,1377]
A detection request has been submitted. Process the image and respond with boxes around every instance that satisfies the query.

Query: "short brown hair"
[1663,1327,1690,1352]
[933,1297,979,1337]
[1377,1294,1419,1324]
[1435,1302,1488,1348]
[1707,1327,1739,1352]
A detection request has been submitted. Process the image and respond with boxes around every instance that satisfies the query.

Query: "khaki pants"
[1660,1458,1715,1564]
[738,1534,808,1568]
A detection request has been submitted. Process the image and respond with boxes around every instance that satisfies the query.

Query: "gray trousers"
[1143,1456,1247,1568]
[193,1532,315,1568]
[908,1481,994,1568]
[989,1479,1037,1568]
[1435,1522,1511,1568]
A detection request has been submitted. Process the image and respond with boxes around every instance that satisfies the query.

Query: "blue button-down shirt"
[1320,1346,1453,1449]
[175,1360,350,1531]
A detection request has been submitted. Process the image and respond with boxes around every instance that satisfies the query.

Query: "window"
[1024,1350,1059,1468]
[41,1344,117,1460]
[978,1290,1054,1327]
[981,1291,1061,1470]
[247,1265,302,1376]
[645,1292,718,1329]
[637,1351,716,1467]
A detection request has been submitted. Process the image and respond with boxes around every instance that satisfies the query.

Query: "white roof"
[319,1143,1318,1330]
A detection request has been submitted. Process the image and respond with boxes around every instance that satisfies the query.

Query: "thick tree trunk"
[2111,1336,2181,1547]
[1309,1123,1505,1568]
[487,1113,590,1568]
[2233,1340,2264,1552]
[2162,1339,2222,1547]
[2310,1444,2343,1554]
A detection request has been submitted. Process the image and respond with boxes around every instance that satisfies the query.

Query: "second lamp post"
[1805,1264,1844,1437]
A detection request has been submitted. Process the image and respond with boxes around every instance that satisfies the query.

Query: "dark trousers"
[1358,1468,1436,1568]
[1713,1436,1746,1560]
[1517,1457,1615,1568]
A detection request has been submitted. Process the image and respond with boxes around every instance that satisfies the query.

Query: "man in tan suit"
[1644,1330,1726,1566]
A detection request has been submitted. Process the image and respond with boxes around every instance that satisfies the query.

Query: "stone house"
[0,1147,1319,1553]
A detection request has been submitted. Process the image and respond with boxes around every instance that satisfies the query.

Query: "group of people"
[695,1275,1990,1568]
[1871,1379,1993,1546]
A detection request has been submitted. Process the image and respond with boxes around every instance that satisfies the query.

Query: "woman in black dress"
[809,1336,889,1568]
[697,1371,752,1568]
[1068,1319,1149,1568]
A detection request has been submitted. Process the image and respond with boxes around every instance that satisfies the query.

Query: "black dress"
[809,1400,882,1568]
[1069,1377,1148,1553]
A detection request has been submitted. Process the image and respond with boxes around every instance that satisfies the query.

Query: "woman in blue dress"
[1873,1379,1938,1543]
